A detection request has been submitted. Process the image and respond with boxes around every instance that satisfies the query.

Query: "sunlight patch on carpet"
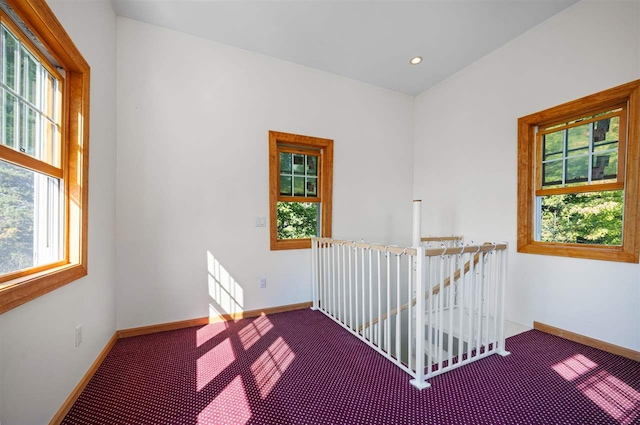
[197,376,251,425]
[250,336,295,399]
[552,354,598,381]
[577,370,640,425]
[196,322,229,348]
[197,338,235,391]
[239,315,274,350]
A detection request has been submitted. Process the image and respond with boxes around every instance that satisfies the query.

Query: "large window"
[269,131,333,250]
[0,0,90,314]
[518,80,640,263]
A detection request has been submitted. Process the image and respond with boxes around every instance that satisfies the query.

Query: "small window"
[518,80,640,262]
[0,0,90,314]
[269,131,333,250]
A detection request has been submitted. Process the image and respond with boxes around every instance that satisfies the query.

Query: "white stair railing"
[422,242,510,383]
[311,237,422,380]
[310,201,510,389]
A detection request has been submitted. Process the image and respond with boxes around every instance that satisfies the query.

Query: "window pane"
[293,154,304,175]
[279,175,292,196]
[276,201,319,240]
[592,117,618,143]
[539,190,623,245]
[592,152,617,181]
[306,155,318,176]
[279,152,291,174]
[567,124,589,157]
[2,27,18,91]
[20,48,38,106]
[0,160,63,276]
[604,116,619,143]
[565,156,588,184]
[23,106,37,157]
[44,120,60,167]
[543,131,563,161]
[43,72,57,120]
[306,177,317,196]
[542,160,562,187]
[3,90,17,149]
[293,176,305,196]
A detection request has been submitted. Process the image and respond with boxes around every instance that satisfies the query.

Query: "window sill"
[0,263,87,314]
[271,238,312,250]
[517,241,638,263]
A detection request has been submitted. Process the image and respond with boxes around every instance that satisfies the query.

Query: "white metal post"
[396,254,401,362]
[410,246,430,389]
[447,254,454,367]
[311,238,319,310]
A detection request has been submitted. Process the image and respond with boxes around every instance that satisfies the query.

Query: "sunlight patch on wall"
[239,315,274,351]
[577,370,640,425]
[197,338,235,391]
[250,336,295,399]
[197,376,251,425]
[207,251,244,318]
[551,354,598,381]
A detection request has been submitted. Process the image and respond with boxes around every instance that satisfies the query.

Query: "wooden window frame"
[269,131,333,250]
[517,80,640,263]
[0,0,90,314]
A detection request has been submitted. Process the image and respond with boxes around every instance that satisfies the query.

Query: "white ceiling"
[112,0,579,95]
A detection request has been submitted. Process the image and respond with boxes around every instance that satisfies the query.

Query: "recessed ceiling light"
[410,56,423,65]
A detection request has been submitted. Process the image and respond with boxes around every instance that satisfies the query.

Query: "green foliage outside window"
[540,190,623,245]
[276,202,318,240]
[0,160,34,274]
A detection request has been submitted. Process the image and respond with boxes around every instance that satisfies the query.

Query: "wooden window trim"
[269,131,333,250]
[517,80,640,263]
[0,0,90,314]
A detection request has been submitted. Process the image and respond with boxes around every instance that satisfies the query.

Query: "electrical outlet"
[255,216,266,227]
[75,325,82,347]
[259,277,267,288]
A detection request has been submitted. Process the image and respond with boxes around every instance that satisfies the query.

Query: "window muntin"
[269,131,333,250]
[537,106,625,192]
[1,22,62,170]
[279,150,319,198]
[517,80,640,263]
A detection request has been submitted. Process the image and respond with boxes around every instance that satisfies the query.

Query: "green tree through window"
[0,160,34,274]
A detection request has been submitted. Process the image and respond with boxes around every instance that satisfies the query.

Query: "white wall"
[413,1,640,350]
[0,1,118,423]
[115,18,414,329]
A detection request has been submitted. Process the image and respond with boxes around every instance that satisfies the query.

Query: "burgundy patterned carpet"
[62,309,640,425]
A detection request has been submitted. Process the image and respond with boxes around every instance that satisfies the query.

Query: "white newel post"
[410,199,430,389]
[410,245,430,389]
